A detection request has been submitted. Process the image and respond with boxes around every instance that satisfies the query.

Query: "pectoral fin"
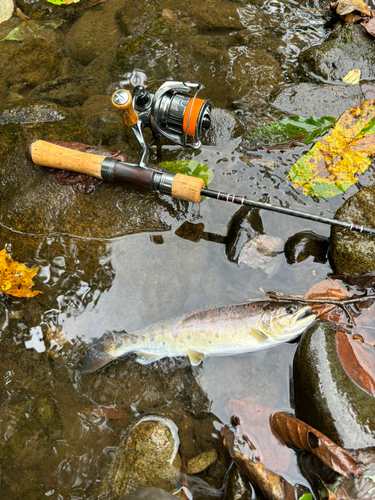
[187,349,205,366]
[135,352,164,365]
[251,328,269,342]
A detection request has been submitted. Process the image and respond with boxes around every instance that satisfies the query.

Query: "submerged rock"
[293,321,375,449]
[225,207,264,263]
[31,75,104,108]
[0,142,186,239]
[186,449,218,474]
[64,0,123,66]
[272,82,364,119]
[300,25,375,82]
[284,231,329,265]
[100,418,181,499]
[238,235,284,277]
[330,185,375,274]
[120,488,176,500]
[222,463,252,500]
[3,39,63,89]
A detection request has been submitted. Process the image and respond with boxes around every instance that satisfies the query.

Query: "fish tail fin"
[81,330,127,374]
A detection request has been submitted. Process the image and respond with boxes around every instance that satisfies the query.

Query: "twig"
[266,291,375,306]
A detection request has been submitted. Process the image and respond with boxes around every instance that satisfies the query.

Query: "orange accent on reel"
[182,98,205,136]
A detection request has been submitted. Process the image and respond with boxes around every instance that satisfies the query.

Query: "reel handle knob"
[111,89,138,127]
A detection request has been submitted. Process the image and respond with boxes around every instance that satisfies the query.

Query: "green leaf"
[298,494,313,500]
[2,19,64,41]
[248,115,336,146]
[158,160,214,187]
[46,0,80,4]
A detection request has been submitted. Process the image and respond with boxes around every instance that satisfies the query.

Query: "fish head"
[259,302,316,340]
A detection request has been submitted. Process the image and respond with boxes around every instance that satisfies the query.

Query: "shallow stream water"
[0,0,374,498]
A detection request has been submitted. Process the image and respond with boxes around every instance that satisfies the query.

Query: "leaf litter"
[288,100,375,198]
[0,247,42,298]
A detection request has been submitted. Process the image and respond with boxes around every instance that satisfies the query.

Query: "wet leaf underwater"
[270,412,362,479]
[0,247,42,298]
[248,115,336,147]
[289,100,375,198]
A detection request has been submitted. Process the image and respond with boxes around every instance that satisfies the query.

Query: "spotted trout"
[81,300,315,374]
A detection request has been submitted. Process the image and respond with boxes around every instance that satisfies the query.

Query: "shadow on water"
[0,0,371,497]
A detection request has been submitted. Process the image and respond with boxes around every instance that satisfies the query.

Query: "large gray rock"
[300,25,375,82]
[272,82,364,119]
[293,321,375,449]
[330,185,375,274]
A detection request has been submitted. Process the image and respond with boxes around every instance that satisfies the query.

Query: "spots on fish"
[187,335,191,340]
[163,341,166,346]
[215,333,219,338]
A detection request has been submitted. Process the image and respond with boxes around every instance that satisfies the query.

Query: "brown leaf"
[304,279,352,320]
[336,328,375,396]
[221,425,308,500]
[361,17,375,36]
[225,399,291,472]
[270,412,362,479]
[0,248,42,298]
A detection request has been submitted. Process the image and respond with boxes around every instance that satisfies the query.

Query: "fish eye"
[286,305,298,314]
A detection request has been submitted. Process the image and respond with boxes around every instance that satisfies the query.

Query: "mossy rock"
[330,185,375,274]
[294,320,375,449]
[300,25,375,81]
[3,39,63,89]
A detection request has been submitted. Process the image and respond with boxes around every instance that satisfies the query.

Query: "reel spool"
[132,81,211,149]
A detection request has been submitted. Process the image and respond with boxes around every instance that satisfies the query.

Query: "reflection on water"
[0,0,363,497]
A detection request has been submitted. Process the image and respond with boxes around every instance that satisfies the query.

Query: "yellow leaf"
[336,0,371,16]
[342,69,361,85]
[0,248,42,298]
[288,100,375,198]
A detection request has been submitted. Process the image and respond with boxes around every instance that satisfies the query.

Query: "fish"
[81,300,316,374]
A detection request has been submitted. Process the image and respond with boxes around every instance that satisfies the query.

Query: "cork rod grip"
[30,140,106,179]
[171,174,204,203]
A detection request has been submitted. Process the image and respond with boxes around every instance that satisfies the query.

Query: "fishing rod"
[28,81,375,236]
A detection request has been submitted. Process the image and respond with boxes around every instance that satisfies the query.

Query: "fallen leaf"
[362,17,375,36]
[0,248,42,298]
[304,278,352,320]
[2,15,64,41]
[158,160,214,187]
[0,0,14,25]
[221,425,309,500]
[336,329,375,396]
[269,412,362,479]
[162,8,178,20]
[47,0,80,4]
[248,115,336,147]
[336,0,371,16]
[225,398,291,472]
[289,100,375,198]
[342,69,361,84]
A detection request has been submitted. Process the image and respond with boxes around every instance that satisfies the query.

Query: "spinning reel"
[111,81,212,170]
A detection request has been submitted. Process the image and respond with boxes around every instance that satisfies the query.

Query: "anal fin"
[135,352,164,365]
[187,349,205,366]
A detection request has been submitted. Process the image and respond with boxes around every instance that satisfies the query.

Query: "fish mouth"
[291,305,316,330]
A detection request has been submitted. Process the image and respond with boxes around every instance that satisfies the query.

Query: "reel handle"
[111,89,138,126]
[28,140,204,203]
